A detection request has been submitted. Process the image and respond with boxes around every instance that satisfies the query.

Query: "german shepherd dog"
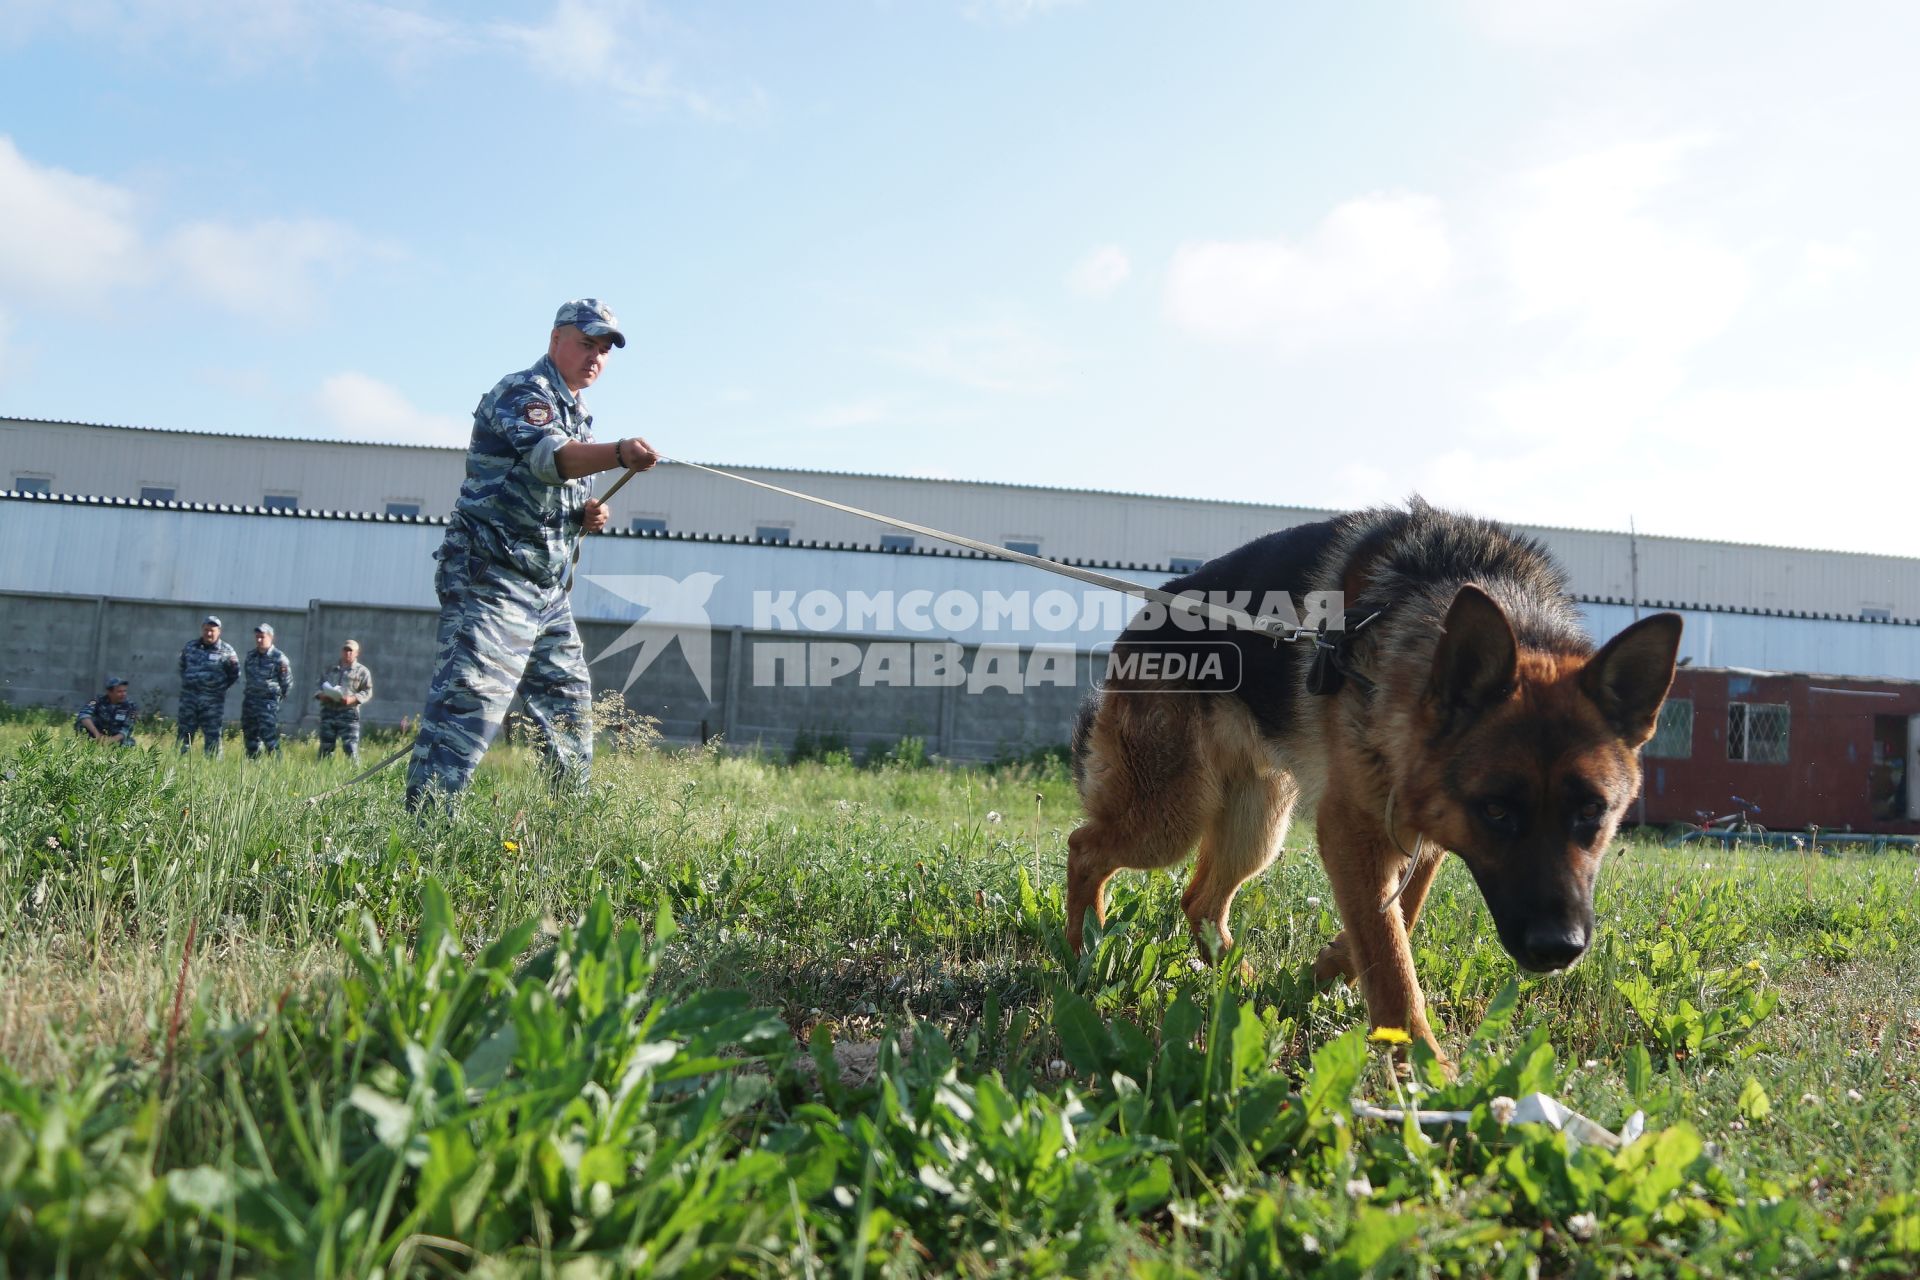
[1066,499,1681,1059]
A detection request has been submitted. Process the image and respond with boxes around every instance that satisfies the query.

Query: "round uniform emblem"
[525,403,554,426]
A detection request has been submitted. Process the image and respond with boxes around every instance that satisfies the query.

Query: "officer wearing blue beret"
[405,299,658,810]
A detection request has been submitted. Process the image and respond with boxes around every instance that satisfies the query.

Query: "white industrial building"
[7,414,1918,624]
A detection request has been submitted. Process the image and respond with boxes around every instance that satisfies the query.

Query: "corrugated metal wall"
[5,499,1917,679]
[7,416,1919,618]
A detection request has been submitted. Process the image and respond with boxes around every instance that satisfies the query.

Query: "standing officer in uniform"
[241,622,293,758]
[404,299,657,811]
[77,676,139,745]
[177,615,239,756]
[315,639,374,760]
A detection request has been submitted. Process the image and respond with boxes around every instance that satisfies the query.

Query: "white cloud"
[0,135,147,298]
[1165,193,1454,350]
[1458,0,1686,49]
[165,217,379,321]
[806,397,894,430]
[487,0,729,117]
[316,372,467,445]
[1801,240,1865,290]
[1499,136,1749,357]
[884,322,1075,394]
[1069,245,1131,299]
[963,0,1085,23]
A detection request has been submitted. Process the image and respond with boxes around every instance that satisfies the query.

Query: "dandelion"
[1801,1092,1819,1106]
[1047,1059,1069,1080]
[1567,1212,1597,1242]
[1847,1088,1864,1103]
[1300,1233,1321,1254]
[1345,1175,1373,1199]
[1368,1026,1413,1046]
[1306,896,1322,908]
[986,810,1003,824]
[1583,1059,1600,1069]
[1490,1095,1518,1125]
[503,839,519,852]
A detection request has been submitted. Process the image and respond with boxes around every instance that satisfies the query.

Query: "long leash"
[306,457,1339,803]
[657,457,1301,638]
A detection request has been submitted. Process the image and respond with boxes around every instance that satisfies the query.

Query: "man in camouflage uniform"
[177,614,239,756]
[404,299,658,811]
[76,676,139,745]
[315,639,374,760]
[241,622,293,758]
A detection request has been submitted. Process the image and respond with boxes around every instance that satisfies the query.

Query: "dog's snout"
[1519,922,1589,972]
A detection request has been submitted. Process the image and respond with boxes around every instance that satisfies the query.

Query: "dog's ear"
[1581,612,1683,744]
[1426,584,1518,718]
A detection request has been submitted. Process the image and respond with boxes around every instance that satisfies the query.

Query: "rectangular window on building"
[1169,557,1205,574]
[13,475,52,494]
[1727,701,1790,763]
[880,534,914,552]
[1644,698,1693,758]
[756,524,792,544]
[631,516,668,534]
[385,501,421,518]
[261,493,299,511]
[1005,539,1041,557]
[1861,606,1893,622]
[139,486,176,502]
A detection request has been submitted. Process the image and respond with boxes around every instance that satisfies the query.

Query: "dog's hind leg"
[1066,698,1214,954]
[1182,769,1296,962]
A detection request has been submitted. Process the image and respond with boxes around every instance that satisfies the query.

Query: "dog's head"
[1408,586,1681,974]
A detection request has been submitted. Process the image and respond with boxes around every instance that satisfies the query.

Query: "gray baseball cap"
[255,622,275,636]
[105,675,128,688]
[553,298,626,348]
[203,615,223,627]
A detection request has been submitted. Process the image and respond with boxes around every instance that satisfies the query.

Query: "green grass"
[2,714,1918,1277]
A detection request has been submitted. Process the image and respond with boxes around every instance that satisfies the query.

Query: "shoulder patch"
[525,402,555,427]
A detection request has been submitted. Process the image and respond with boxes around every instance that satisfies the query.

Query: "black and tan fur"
[1066,499,1681,1058]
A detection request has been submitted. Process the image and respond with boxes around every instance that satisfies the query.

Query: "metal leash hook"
[1380,786,1426,914]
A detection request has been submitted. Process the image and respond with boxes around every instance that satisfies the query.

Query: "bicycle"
[1669,795,1769,846]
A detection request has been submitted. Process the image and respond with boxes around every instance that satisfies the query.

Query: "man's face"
[547,325,615,392]
[342,645,358,665]
[202,623,220,644]
[107,685,128,703]
[255,631,272,652]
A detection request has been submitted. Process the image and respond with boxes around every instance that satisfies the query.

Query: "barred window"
[385,501,421,517]
[140,486,175,502]
[262,493,299,511]
[1644,698,1693,758]
[880,534,914,552]
[631,516,668,534]
[1727,701,1790,763]
[755,525,792,544]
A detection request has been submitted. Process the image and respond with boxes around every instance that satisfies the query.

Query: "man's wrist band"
[615,440,628,468]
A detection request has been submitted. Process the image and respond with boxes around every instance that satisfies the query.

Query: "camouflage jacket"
[316,661,373,710]
[244,647,293,700]
[443,353,596,590]
[179,639,240,694]
[76,694,139,738]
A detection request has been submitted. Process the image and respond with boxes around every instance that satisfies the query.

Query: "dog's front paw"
[1312,933,1356,983]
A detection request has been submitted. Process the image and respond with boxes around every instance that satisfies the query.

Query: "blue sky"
[3,0,1918,556]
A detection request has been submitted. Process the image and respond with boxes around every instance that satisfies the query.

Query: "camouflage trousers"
[242,693,283,757]
[176,689,227,756]
[405,547,592,810]
[318,705,363,760]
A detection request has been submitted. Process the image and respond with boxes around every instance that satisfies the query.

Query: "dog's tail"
[1069,691,1101,791]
